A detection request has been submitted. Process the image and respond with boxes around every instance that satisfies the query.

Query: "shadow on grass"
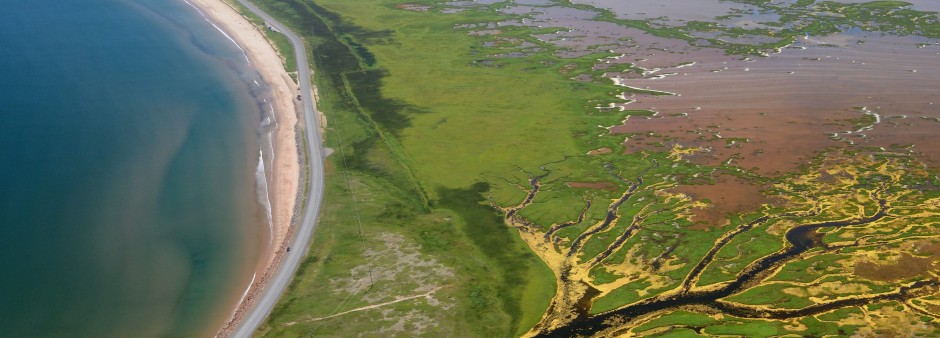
[438,182,538,332]
[345,69,428,136]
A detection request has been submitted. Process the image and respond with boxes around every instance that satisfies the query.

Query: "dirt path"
[285,286,447,325]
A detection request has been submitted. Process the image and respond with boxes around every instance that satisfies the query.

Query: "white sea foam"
[230,272,257,319]
[854,106,881,133]
[256,149,273,244]
[648,72,678,80]
[183,0,252,64]
[253,101,279,246]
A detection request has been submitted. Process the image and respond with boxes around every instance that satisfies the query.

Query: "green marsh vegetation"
[241,0,940,336]
[242,0,592,335]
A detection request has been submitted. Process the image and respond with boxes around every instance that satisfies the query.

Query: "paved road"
[232,0,325,337]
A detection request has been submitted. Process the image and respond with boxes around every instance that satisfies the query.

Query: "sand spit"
[184,0,301,336]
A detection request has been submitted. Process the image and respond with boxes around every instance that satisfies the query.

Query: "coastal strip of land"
[185,0,298,256]
[226,0,327,335]
[187,0,328,336]
[183,0,323,336]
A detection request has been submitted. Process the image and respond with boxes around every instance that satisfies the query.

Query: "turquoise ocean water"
[0,0,268,336]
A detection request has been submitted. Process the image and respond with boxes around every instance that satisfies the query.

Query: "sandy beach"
[185,0,302,335]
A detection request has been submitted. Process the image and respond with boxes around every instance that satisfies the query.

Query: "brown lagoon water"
[473,0,940,224]
[490,0,939,171]
[610,30,940,174]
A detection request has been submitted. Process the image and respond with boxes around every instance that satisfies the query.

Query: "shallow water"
[0,0,267,336]
[610,30,940,173]
[486,3,940,170]
[573,0,763,25]
[465,0,940,225]
[773,0,938,12]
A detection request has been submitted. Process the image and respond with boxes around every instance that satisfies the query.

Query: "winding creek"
[533,196,940,337]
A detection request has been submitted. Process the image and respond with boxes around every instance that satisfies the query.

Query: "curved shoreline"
[226,0,327,335]
[182,0,316,336]
[184,0,327,336]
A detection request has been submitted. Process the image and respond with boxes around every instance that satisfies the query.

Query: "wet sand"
[185,0,300,335]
